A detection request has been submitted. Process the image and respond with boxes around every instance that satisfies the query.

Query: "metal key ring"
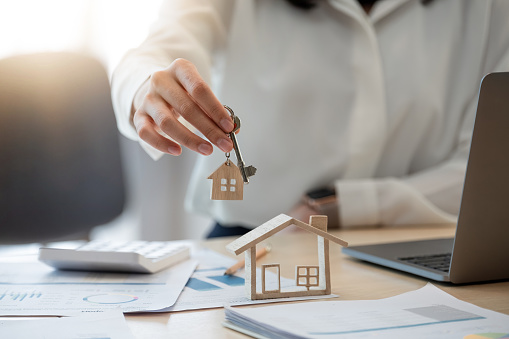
[223,105,235,117]
[223,105,240,133]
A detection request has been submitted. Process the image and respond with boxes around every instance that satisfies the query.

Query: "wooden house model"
[226,214,348,300]
[207,161,244,200]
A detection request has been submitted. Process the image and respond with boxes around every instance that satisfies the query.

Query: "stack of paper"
[224,284,509,339]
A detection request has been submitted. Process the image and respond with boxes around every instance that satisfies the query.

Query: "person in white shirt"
[111,0,509,237]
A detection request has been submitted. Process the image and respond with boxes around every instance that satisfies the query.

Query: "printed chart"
[0,259,197,316]
[0,284,166,315]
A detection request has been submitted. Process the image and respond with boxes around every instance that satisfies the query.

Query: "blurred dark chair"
[0,52,125,244]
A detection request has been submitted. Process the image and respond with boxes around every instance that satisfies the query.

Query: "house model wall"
[226,214,348,300]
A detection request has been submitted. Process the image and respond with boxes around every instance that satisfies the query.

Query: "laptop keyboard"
[398,253,452,272]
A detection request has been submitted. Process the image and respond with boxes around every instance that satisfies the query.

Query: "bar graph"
[208,275,245,287]
[0,290,42,302]
[184,274,246,292]
[185,277,222,291]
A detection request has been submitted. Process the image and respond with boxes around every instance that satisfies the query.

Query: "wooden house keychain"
[207,105,257,200]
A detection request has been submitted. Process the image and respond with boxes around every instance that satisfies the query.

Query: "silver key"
[224,106,257,184]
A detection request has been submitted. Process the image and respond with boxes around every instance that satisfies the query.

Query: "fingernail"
[220,118,234,132]
[218,138,232,152]
[198,143,213,155]
[168,145,181,155]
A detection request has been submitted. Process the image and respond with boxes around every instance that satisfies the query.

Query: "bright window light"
[0,0,162,74]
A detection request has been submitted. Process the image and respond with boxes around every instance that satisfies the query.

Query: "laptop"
[342,72,509,284]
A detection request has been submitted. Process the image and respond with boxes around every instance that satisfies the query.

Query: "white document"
[224,284,509,339]
[0,310,134,339]
[0,259,197,316]
[163,249,336,312]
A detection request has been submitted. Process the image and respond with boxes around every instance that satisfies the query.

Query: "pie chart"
[83,293,138,304]
[464,334,509,339]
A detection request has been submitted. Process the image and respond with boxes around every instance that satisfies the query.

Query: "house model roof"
[226,214,348,256]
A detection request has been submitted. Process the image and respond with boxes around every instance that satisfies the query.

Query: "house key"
[224,105,257,184]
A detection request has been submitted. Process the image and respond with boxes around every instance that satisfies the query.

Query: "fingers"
[135,93,215,156]
[170,59,235,133]
[134,58,236,156]
[157,81,233,153]
[150,60,234,152]
[133,111,182,156]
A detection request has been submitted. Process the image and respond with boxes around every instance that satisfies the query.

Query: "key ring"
[223,105,235,118]
[225,152,231,166]
[224,105,241,135]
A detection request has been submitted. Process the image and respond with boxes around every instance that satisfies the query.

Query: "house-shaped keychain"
[207,106,257,201]
[226,214,348,300]
[207,161,244,200]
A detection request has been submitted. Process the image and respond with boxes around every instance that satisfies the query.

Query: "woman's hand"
[132,58,234,156]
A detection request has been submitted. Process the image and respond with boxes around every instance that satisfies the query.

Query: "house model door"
[261,264,281,294]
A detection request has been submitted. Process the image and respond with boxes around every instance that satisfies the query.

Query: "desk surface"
[125,225,509,338]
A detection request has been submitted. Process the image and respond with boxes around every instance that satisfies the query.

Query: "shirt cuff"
[111,60,169,160]
[111,60,166,141]
[335,179,380,228]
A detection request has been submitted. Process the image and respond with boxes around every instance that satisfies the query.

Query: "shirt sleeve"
[110,0,233,157]
[337,4,509,228]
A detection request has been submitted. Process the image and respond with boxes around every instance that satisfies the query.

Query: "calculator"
[38,241,191,273]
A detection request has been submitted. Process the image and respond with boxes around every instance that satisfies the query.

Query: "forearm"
[111,0,234,158]
[337,175,461,228]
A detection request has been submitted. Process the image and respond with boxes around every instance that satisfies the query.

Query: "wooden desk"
[125,225,509,338]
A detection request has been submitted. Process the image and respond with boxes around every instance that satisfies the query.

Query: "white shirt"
[111,0,509,228]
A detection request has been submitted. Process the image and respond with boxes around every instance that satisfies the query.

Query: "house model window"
[226,214,348,300]
[296,266,320,290]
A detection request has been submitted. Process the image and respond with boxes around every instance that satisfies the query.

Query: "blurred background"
[0,0,211,243]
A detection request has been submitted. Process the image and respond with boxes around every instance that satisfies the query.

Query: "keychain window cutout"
[207,160,244,200]
[220,178,237,192]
